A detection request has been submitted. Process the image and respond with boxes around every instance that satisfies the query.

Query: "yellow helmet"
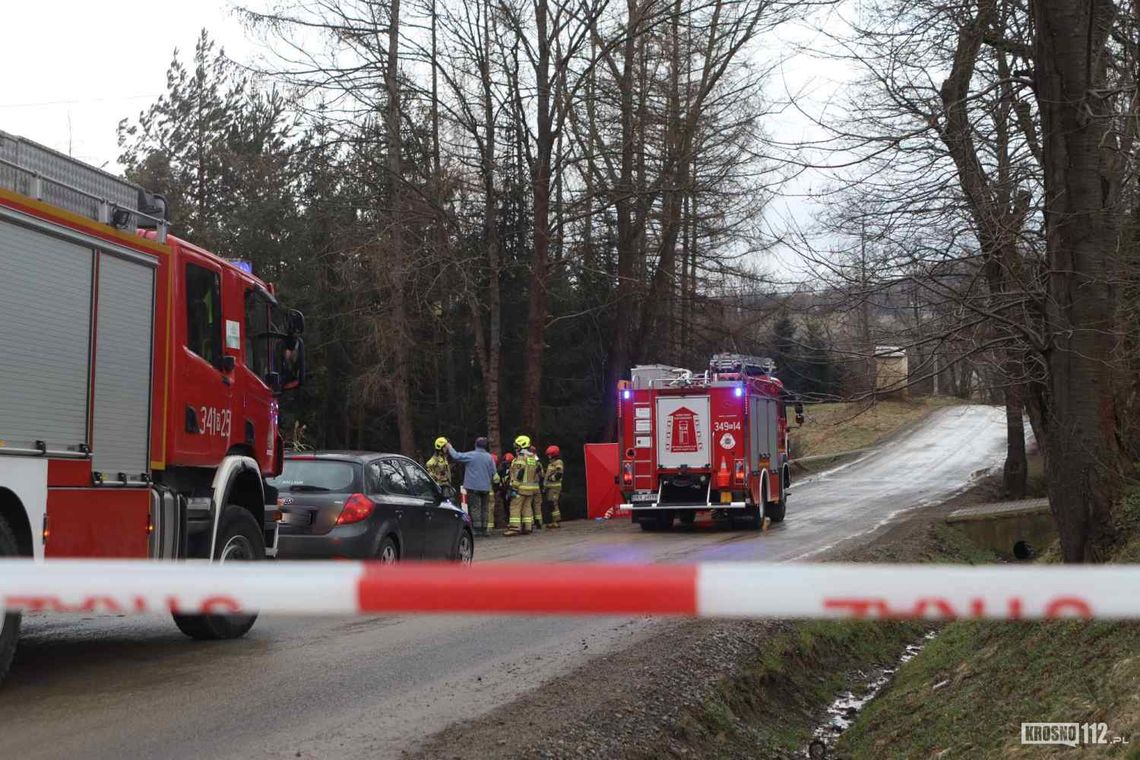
[514,434,531,450]
[435,436,448,450]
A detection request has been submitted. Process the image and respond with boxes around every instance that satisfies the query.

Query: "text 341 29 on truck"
[0,130,308,685]
[616,354,803,531]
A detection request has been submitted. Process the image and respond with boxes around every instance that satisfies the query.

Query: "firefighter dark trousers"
[546,489,562,524]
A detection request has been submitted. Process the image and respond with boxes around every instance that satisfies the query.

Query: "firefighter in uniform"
[426,436,452,489]
[543,445,564,528]
[530,446,544,529]
[504,436,541,536]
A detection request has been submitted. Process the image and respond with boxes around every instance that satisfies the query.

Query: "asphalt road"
[0,404,1007,759]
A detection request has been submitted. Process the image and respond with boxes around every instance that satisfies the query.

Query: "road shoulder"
[407,478,1004,759]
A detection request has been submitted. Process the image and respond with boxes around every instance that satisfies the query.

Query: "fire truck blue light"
[734,386,743,397]
[623,390,631,400]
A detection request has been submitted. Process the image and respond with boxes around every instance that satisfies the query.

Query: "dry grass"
[791,396,962,459]
[839,487,1140,760]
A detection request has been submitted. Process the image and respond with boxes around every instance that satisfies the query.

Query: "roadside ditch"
[410,476,1010,760]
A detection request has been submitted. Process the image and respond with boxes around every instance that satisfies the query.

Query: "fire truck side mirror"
[794,402,805,426]
[286,309,306,336]
[275,336,306,394]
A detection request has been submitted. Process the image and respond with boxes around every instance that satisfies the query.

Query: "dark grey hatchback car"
[270,452,474,563]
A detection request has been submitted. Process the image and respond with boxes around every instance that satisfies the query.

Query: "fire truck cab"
[0,130,306,682]
[617,354,800,531]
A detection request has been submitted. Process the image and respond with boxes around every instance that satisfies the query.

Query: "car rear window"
[269,459,360,493]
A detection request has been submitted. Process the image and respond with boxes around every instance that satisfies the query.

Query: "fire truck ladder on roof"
[708,353,776,377]
[0,129,169,241]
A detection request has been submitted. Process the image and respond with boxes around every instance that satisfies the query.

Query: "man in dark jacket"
[446,436,497,536]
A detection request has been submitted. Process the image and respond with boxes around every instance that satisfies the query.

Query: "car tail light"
[734,460,746,485]
[336,493,375,525]
[716,458,731,489]
[622,462,634,486]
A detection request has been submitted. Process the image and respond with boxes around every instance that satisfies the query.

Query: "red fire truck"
[617,354,802,531]
[0,130,306,683]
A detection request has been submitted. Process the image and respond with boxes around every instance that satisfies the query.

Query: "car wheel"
[0,514,23,686]
[173,505,264,641]
[377,535,399,564]
[454,529,474,564]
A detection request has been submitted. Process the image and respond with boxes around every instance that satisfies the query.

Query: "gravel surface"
[409,477,1005,760]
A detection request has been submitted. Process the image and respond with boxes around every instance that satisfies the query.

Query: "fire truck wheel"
[740,504,764,530]
[173,505,265,641]
[0,515,22,685]
[767,491,787,523]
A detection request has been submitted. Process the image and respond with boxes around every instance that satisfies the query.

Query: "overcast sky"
[0,1,255,170]
[1,1,854,282]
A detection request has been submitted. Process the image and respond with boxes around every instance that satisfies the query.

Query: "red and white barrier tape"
[0,560,1136,620]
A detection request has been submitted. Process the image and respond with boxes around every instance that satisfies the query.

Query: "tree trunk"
[482,0,503,452]
[1032,0,1125,561]
[1003,380,1027,499]
[600,0,641,442]
[386,0,416,457]
[521,0,553,435]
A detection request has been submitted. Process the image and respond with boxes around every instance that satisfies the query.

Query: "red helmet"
[490,453,499,465]
[546,445,560,458]
[504,452,515,463]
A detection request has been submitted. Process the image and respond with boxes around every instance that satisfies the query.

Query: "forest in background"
[115,0,1140,559]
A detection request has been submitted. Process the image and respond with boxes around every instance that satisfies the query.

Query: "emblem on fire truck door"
[666,407,702,454]
[720,433,736,449]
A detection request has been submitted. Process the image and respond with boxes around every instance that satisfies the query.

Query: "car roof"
[283,450,416,464]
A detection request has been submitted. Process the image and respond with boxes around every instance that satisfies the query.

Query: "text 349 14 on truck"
[270,452,474,563]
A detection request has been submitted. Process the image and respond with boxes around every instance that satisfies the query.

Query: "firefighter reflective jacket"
[544,458,564,492]
[426,453,451,486]
[509,451,542,494]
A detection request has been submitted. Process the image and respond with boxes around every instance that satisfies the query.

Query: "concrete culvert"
[1013,540,1036,560]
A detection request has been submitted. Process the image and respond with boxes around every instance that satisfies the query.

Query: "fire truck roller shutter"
[0,221,93,452]
[91,252,155,479]
[748,396,763,472]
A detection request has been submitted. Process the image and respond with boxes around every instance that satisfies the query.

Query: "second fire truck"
[617,354,802,531]
[0,130,307,684]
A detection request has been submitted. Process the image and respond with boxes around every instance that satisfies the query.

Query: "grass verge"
[635,480,1001,760]
[647,621,926,759]
[838,487,1140,759]
[792,397,960,460]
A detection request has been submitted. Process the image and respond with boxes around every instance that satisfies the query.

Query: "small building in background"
[874,346,908,399]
